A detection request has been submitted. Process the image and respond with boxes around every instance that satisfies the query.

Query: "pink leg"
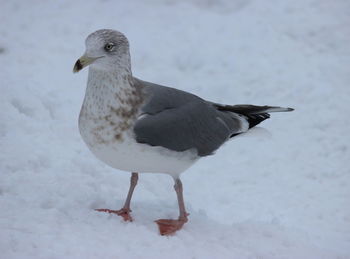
[96,172,138,222]
[155,178,189,235]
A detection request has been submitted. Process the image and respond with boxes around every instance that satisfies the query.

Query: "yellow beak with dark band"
[73,55,102,73]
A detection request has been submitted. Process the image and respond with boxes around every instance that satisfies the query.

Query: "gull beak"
[73,55,101,73]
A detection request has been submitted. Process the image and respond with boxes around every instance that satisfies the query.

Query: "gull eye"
[104,43,115,51]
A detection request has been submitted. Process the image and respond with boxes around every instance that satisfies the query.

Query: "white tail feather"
[264,107,294,113]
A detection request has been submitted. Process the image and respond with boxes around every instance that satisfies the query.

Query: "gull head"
[73,29,130,73]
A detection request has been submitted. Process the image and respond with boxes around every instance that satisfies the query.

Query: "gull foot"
[95,208,133,222]
[155,218,188,236]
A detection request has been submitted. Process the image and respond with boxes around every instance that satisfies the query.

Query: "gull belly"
[79,118,197,177]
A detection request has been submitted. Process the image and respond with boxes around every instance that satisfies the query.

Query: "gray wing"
[133,78,245,156]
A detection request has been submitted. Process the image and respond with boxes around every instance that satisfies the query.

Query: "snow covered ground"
[1,0,350,258]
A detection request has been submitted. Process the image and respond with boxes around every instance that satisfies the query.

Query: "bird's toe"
[95,208,133,222]
[155,218,187,235]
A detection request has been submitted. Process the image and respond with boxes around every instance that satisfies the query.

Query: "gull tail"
[214,104,294,129]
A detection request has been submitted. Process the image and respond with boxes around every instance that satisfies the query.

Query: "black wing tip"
[246,113,270,128]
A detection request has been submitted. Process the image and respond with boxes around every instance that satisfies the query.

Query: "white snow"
[1,0,349,258]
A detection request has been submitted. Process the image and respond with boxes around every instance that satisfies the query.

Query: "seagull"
[73,29,293,235]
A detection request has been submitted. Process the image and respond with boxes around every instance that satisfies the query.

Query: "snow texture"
[1,0,350,258]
